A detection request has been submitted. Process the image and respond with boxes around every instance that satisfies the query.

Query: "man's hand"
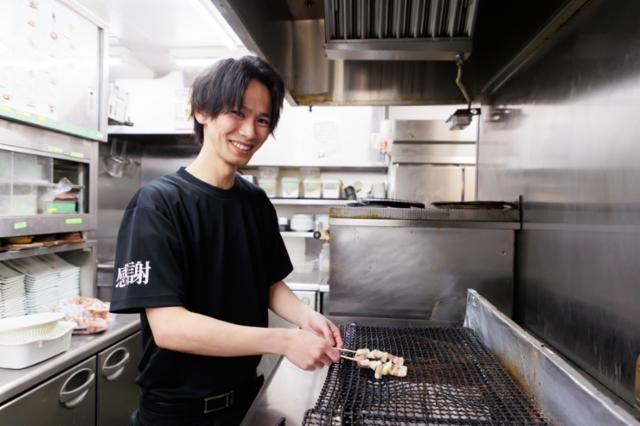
[283,328,340,370]
[301,310,344,349]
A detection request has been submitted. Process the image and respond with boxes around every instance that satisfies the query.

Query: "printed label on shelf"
[69,151,84,158]
[65,218,83,225]
[47,145,64,154]
[13,221,28,230]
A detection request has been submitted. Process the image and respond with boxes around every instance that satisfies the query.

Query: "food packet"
[56,296,110,334]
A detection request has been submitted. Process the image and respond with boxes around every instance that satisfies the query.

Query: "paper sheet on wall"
[312,121,339,160]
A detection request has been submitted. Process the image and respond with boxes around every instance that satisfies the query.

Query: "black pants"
[130,376,264,426]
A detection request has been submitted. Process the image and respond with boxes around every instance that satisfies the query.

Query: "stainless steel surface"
[389,119,477,205]
[323,0,478,61]
[465,289,639,425]
[243,358,328,426]
[393,119,476,142]
[0,356,97,426]
[0,314,140,405]
[391,143,476,164]
[477,0,640,407]
[97,331,142,426]
[216,1,568,105]
[329,219,514,322]
[329,206,520,224]
[91,138,145,264]
[0,121,99,237]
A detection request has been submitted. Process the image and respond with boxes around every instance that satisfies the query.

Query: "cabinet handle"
[102,347,131,381]
[59,368,95,409]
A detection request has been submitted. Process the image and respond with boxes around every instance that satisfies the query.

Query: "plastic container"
[0,320,75,369]
[0,312,65,342]
[289,214,315,232]
[10,184,37,215]
[280,177,300,198]
[258,177,277,198]
[303,178,322,198]
[322,179,342,199]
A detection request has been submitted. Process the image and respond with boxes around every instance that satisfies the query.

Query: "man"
[110,56,342,426]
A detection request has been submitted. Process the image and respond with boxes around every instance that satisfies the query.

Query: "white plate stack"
[40,255,80,302]
[6,257,60,314]
[0,263,27,318]
[289,214,315,232]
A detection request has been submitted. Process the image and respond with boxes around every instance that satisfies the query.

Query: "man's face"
[196,79,272,169]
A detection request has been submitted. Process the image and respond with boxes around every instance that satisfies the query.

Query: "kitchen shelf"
[108,126,192,135]
[0,240,96,262]
[270,198,352,206]
[281,231,315,238]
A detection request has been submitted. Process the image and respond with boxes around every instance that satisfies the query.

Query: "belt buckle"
[203,391,234,414]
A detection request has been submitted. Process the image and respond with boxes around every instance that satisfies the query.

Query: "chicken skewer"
[339,349,408,378]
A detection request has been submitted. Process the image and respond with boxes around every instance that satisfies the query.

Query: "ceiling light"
[189,0,243,50]
[174,58,222,68]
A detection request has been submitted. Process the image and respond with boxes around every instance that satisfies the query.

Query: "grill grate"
[303,325,550,425]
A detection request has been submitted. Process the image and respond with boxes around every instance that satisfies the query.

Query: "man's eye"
[232,110,244,117]
[257,118,271,126]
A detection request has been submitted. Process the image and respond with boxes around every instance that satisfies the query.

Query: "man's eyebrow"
[241,104,271,118]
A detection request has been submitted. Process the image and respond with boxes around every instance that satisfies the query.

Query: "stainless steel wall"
[477,0,640,407]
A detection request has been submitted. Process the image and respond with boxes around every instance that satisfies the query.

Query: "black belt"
[140,376,263,417]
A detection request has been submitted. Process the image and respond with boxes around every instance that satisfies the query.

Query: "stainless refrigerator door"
[0,356,97,426]
[389,164,465,206]
[97,331,142,426]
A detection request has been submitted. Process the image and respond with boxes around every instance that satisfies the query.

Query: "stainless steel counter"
[0,314,140,405]
[242,357,328,426]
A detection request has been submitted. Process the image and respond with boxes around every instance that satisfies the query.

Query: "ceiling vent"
[324,0,479,61]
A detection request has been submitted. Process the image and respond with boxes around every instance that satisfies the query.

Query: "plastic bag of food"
[56,297,110,334]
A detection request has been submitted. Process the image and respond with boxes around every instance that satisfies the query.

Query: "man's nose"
[239,118,256,139]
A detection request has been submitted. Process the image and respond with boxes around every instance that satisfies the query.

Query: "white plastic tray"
[0,321,75,369]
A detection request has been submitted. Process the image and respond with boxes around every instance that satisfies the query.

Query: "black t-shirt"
[110,167,293,400]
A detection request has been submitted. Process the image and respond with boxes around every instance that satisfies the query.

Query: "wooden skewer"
[339,348,357,354]
[340,355,358,362]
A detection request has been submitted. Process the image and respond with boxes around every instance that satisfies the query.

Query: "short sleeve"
[265,201,293,286]
[109,206,185,313]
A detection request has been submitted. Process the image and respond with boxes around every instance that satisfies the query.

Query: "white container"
[322,179,342,199]
[280,177,300,198]
[0,312,64,340]
[289,214,314,232]
[303,178,322,198]
[258,177,277,198]
[0,320,75,369]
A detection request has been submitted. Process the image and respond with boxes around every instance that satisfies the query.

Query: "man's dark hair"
[190,56,285,145]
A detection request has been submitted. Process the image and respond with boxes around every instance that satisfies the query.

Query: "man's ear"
[194,111,209,125]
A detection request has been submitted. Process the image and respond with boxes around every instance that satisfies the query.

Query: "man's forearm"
[146,306,289,357]
[269,280,314,327]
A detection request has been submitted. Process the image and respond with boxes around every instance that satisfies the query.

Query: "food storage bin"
[10,184,38,215]
[13,152,51,183]
[303,178,322,198]
[258,177,277,197]
[0,149,11,181]
[322,179,342,199]
[280,177,300,198]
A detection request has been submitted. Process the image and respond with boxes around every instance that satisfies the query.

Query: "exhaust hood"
[213,0,572,105]
[324,0,478,61]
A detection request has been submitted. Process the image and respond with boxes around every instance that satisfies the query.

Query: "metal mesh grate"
[303,325,550,425]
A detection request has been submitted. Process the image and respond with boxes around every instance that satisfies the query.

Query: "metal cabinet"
[97,331,141,426]
[0,356,97,426]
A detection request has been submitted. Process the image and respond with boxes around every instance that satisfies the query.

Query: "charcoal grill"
[303,324,549,425]
[242,290,637,426]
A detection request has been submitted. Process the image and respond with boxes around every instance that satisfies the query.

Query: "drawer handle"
[102,347,131,381]
[59,368,95,409]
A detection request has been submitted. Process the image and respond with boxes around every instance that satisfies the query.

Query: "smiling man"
[110,56,342,426]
